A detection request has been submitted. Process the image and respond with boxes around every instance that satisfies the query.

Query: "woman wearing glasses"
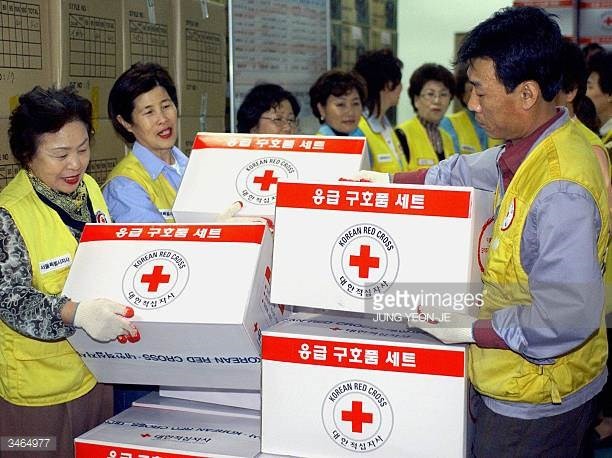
[396,63,456,171]
[237,84,300,134]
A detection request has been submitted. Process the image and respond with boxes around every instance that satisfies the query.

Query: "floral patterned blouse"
[0,208,74,340]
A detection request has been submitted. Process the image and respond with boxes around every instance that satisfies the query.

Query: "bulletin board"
[229,0,330,133]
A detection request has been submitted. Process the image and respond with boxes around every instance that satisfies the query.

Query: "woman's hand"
[71,299,139,343]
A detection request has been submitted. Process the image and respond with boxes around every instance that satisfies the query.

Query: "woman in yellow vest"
[353,49,408,173]
[104,63,188,223]
[440,62,503,154]
[396,63,456,171]
[0,86,138,457]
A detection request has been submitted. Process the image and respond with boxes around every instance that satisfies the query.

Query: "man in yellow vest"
[440,62,503,154]
[358,6,609,455]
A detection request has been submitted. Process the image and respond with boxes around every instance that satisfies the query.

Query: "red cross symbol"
[140,265,171,292]
[253,170,278,191]
[605,15,612,26]
[341,400,373,433]
[349,245,380,279]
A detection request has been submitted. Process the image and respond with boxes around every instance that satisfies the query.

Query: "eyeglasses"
[260,116,298,128]
[419,91,451,102]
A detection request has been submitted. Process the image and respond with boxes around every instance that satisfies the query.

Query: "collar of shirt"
[318,123,364,137]
[132,142,188,180]
[600,117,612,137]
[364,109,391,134]
[498,108,565,190]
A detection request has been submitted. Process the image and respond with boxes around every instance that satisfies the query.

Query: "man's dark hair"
[9,86,94,168]
[407,63,455,111]
[236,84,300,133]
[353,49,403,116]
[108,62,178,143]
[457,6,563,102]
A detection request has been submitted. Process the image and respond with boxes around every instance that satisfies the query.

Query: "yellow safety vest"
[395,117,455,171]
[575,120,612,316]
[0,170,109,406]
[469,119,609,404]
[105,151,176,222]
[447,109,503,153]
[358,116,408,173]
[603,129,612,153]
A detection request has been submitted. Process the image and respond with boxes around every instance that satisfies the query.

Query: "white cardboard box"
[172,133,366,222]
[271,181,493,314]
[65,223,286,390]
[261,313,468,457]
[160,386,261,411]
[134,392,260,419]
[75,405,261,458]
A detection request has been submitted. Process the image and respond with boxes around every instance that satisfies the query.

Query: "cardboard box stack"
[0,0,52,188]
[48,0,126,184]
[69,133,367,455]
[172,0,227,152]
[330,0,398,70]
[258,180,492,456]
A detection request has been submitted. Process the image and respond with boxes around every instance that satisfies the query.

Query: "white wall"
[396,0,512,123]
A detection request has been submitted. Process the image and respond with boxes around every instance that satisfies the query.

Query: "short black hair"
[353,49,403,116]
[408,63,455,111]
[236,84,300,133]
[309,70,367,123]
[457,6,563,102]
[108,62,178,143]
[588,50,612,96]
[559,38,587,97]
[9,86,93,168]
[582,42,604,63]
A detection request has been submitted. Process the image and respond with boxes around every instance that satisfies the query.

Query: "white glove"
[407,307,476,344]
[340,170,391,183]
[73,298,136,343]
[216,201,272,226]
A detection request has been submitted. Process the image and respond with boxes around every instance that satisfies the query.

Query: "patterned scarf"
[27,170,93,224]
[418,115,444,161]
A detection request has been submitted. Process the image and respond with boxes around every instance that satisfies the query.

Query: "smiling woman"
[104,62,187,223]
[0,86,137,457]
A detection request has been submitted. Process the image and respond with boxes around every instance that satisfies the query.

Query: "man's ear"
[519,81,539,110]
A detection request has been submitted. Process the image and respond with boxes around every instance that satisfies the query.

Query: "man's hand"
[339,170,391,183]
[73,298,138,343]
[216,201,273,226]
[407,306,476,344]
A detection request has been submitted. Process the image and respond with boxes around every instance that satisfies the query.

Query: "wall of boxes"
[0,0,228,190]
[330,0,398,70]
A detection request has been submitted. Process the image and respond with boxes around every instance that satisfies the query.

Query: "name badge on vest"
[417,158,435,166]
[39,253,72,274]
[160,209,174,221]
[461,144,477,154]
[377,154,392,163]
[500,198,515,231]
